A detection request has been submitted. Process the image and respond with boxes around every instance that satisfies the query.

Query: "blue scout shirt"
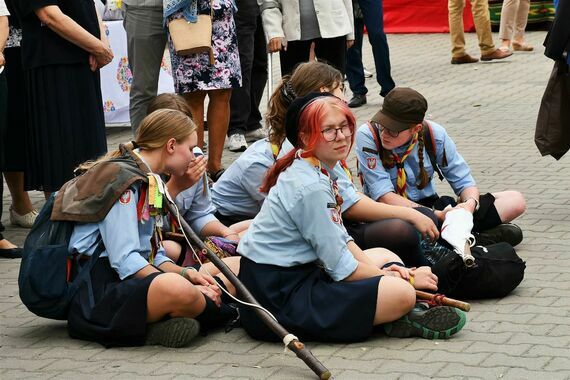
[172,176,218,234]
[238,158,359,282]
[212,138,361,218]
[356,121,476,202]
[68,183,173,280]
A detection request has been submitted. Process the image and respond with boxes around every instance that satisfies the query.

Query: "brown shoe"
[451,54,479,64]
[481,49,513,61]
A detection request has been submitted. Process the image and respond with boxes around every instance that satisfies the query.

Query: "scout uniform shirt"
[238,158,358,282]
[356,120,476,202]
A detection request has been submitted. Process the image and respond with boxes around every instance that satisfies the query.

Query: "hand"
[0,51,5,67]
[346,39,355,49]
[384,264,411,281]
[456,200,476,214]
[434,209,451,223]
[410,210,440,241]
[410,266,438,291]
[169,155,207,191]
[196,284,222,306]
[93,42,113,69]
[267,37,284,53]
[88,54,98,72]
[222,232,240,243]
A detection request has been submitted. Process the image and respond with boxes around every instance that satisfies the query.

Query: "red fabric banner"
[383,0,476,33]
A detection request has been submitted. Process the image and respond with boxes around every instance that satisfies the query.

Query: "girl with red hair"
[236,93,466,342]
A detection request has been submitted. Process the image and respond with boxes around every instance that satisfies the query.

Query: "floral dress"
[168,0,242,93]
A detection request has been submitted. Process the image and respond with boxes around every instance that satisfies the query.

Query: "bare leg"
[199,256,240,296]
[205,89,232,174]
[374,276,416,325]
[364,247,403,268]
[3,172,33,214]
[492,191,526,223]
[146,273,207,322]
[162,240,183,263]
[183,91,207,151]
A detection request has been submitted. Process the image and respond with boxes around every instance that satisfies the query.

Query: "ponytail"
[260,149,297,193]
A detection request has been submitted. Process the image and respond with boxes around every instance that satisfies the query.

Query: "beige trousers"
[498,0,530,41]
[448,0,496,58]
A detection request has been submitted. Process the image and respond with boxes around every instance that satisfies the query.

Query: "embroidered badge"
[330,208,341,224]
[367,157,377,170]
[120,189,132,205]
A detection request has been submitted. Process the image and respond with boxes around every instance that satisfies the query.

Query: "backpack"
[18,195,104,320]
[366,120,445,181]
[423,239,526,299]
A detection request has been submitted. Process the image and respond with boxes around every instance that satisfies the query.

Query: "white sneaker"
[227,133,248,152]
[245,127,267,142]
[10,207,39,228]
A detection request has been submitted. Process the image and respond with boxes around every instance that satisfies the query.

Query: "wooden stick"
[164,201,331,379]
[415,290,471,312]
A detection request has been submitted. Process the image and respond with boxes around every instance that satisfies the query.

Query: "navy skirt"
[67,258,161,347]
[237,257,382,343]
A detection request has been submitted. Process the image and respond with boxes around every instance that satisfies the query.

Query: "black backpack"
[18,195,104,320]
[423,240,526,299]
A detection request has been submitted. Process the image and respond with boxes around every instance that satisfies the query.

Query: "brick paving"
[2,31,570,379]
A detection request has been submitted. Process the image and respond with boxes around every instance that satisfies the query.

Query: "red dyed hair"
[260,96,356,193]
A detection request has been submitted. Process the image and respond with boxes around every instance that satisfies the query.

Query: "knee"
[157,273,203,308]
[512,191,526,217]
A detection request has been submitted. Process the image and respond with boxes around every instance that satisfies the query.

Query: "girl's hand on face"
[410,266,438,291]
[170,155,207,190]
[411,212,440,241]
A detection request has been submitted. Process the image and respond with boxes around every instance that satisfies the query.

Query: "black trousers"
[228,0,268,136]
[279,36,347,76]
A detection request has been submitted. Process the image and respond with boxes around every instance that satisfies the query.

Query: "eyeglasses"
[321,124,353,142]
[372,121,400,138]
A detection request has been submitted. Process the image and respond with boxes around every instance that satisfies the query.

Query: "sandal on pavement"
[512,41,534,51]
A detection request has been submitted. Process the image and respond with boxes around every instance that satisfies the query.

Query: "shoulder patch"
[367,157,377,170]
[330,208,341,224]
[119,189,132,205]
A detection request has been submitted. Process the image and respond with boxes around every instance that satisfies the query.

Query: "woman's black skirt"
[2,47,27,172]
[24,62,107,192]
[237,257,381,343]
[67,258,161,347]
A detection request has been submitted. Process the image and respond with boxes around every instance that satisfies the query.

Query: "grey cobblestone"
[2,30,569,378]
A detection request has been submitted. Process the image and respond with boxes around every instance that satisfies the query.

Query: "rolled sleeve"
[356,124,395,201]
[438,132,476,196]
[153,245,173,267]
[98,191,150,280]
[289,182,358,281]
[177,182,218,235]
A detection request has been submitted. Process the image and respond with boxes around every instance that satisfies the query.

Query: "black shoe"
[384,303,466,339]
[474,223,523,247]
[146,318,200,348]
[0,247,23,259]
[348,94,367,108]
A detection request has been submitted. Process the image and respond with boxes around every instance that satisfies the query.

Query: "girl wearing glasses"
[236,93,466,342]
[356,87,526,246]
[213,62,438,267]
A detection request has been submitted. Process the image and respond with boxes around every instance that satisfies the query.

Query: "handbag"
[167,1,214,64]
[535,59,570,160]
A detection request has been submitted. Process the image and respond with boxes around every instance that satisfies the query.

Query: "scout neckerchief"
[296,150,344,221]
[339,160,353,183]
[392,132,419,198]
[132,149,165,264]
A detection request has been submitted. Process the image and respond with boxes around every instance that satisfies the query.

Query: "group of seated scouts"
[56,61,526,348]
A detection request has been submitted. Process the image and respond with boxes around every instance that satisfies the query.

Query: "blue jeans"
[346,0,396,97]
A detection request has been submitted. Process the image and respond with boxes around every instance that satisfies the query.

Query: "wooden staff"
[164,201,331,380]
[415,290,471,312]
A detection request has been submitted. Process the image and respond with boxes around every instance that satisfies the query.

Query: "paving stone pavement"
[2,31,570,379]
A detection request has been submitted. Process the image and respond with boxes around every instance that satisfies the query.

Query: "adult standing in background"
[12,0,111,194]
[346,0,396,108]
[1,0,38,229]
[448,0,513,64]
[124,0,166,133]
[0,0,21,258]
[498,0,533,52]
[259,0,354,76]
[227,0,268,153]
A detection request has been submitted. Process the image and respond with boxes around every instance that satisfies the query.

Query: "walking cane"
[164,201,331,379]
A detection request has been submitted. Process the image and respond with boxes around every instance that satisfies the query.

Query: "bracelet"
[180,266,197,278]
[408,275,415,287]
